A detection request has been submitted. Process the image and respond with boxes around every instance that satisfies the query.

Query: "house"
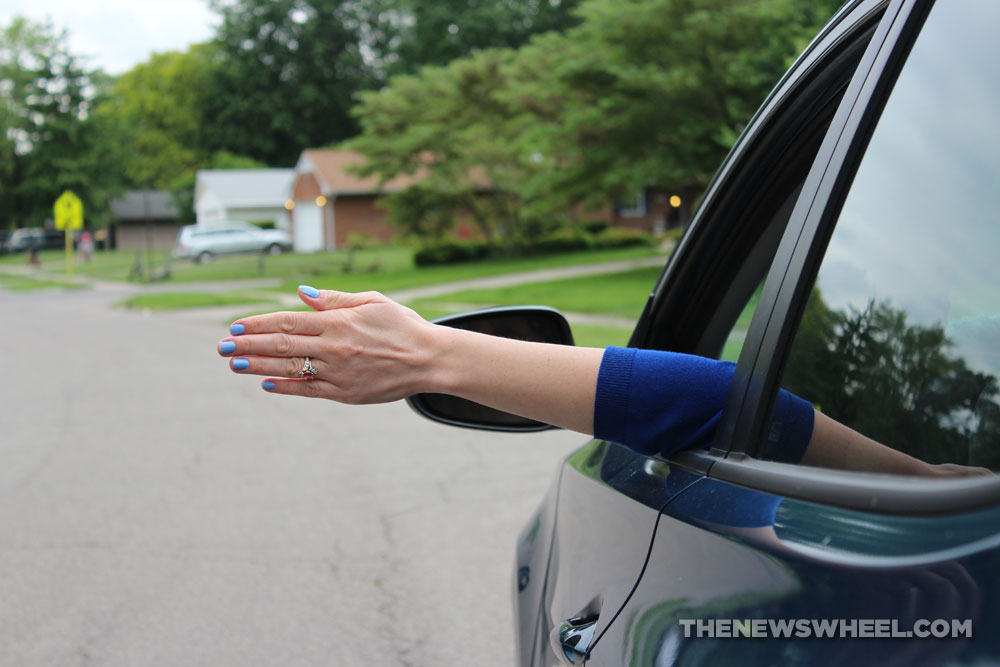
[109,190,181,250]
[289,150,421,252]
[195,169,296,230]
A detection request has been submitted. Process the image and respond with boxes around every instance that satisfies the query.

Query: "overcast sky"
[3,0,218,75]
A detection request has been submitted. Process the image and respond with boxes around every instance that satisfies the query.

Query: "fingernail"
[232,358,249,370]
[299,285,319,298]
[219,341,236,354]
[230,323,245,335]
[262,381,276,391]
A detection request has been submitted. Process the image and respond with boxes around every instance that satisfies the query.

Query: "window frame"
[698,0,1000,514]
[631,0,889,469]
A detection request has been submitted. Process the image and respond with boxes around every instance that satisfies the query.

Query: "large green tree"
[0,17,127,228]
[350,48,549,246]
[350,0,843,241]
[98,45,219,189]
[510,0,843,214]
[385,0,582,75]
[200,0,394,166]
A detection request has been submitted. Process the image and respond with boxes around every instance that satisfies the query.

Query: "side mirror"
[406,306,575,432]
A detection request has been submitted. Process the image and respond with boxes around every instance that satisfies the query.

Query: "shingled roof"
[297,150,422,195]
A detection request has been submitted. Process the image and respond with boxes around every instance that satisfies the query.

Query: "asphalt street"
[0,284,584,666]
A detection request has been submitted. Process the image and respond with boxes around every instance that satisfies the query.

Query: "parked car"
[173,222,292,263]
[408,1,1000,664]
[2,227,69,253]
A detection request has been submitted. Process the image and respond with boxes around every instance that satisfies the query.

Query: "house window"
[616,191,648,218]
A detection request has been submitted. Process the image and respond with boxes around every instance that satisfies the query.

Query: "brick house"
[290,149,692,251]
[290,150,420,252]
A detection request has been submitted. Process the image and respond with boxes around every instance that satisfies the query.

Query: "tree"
[508,0,844,214]
[200,0,394,166]
[385,0,582,75]
[0,16,127,228]
[350,48,555,246]
[97,45,219,189]
[349,0,844,242]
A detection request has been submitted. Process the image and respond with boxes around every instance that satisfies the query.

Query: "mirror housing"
[406,306,575,432]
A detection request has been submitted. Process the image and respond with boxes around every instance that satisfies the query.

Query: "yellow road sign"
[54,190,84,230]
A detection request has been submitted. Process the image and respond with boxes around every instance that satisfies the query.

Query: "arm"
[802,411,993,478]
[218,287,603,434]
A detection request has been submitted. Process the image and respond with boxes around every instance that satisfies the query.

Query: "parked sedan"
[173,222,292,263]
[408,0,1000,664]
[3,228,68,253]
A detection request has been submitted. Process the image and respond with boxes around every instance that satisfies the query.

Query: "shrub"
[532,229,593,254]
[592,227,655,248]
[414,241,491,266]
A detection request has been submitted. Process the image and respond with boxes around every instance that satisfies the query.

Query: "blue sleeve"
[593,346,814,461]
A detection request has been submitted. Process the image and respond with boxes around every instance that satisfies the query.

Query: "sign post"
[54,190,84,278]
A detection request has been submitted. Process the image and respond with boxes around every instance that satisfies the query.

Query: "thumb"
[298,285,378,311]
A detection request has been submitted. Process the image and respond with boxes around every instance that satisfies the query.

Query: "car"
[406,0,1000,664]
[2,227,68,253]
[173,222,292,263]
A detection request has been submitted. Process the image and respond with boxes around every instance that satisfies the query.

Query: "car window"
[638,10,882,366]
[759,1,1000,473]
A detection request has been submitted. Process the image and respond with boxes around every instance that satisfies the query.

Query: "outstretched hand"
[218,285,603,434]
[218,286,442,404]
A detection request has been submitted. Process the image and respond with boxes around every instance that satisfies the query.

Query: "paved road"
[0,287,584,666]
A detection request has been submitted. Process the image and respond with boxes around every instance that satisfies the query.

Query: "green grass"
[570,323,633,348]
[277,246,665,295]
[118,291,280,311]
[414,266,661,319]
[2,245,666,294]
[0,272,87,291]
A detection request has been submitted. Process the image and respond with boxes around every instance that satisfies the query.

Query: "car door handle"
[550,613,599,664]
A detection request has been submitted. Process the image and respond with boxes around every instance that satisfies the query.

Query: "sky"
[3,0,218,75]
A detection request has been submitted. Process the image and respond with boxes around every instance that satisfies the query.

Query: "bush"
[414,241,491,266]
[592,227,654,248]
[532,229,593,254]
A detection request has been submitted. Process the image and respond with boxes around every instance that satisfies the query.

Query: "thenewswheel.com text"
[678,618,972,639]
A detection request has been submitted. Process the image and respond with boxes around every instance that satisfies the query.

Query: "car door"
[599,1,1000,664]
[527,4,891,665]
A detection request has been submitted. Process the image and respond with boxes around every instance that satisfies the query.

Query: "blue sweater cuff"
[593,346,814,461]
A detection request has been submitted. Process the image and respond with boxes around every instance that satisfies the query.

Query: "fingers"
[297,284,382,311]
[231,310,327,337]
[261,377,336,399]
[229,354,324,379]
[218,332,322,359]
[228,287,384,335]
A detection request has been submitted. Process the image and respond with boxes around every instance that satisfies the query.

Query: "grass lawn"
[0,272,87,291]
[119,292,280,311]
[413,266,662,320]
[3,246,666,292]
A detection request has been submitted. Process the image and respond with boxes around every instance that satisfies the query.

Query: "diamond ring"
[299,356,317,379]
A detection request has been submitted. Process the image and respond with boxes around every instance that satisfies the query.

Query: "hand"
[923,462,995,478]
[218,286,443,403]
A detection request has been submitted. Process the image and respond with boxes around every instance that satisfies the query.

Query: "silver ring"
[299,356,317,379]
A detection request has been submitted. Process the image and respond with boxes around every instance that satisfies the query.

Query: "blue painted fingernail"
[262,381,276,391]
[230,323,245,335]
[299,285,319,298]
[233,358,249,370]
[219,341,236,354]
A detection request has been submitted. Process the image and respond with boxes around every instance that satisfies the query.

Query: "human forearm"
[427,326,603,434]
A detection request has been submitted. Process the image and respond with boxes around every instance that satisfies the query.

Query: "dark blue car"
[409,0,1000,664]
